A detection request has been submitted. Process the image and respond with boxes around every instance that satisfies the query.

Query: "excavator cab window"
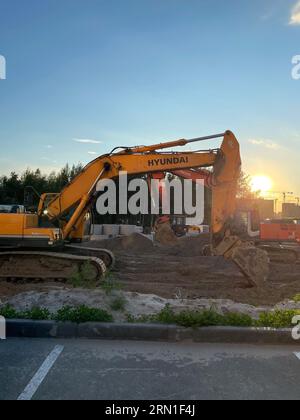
[0,204,25,214]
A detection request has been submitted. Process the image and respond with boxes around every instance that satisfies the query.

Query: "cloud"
[45,145,53,149]
[41,157,58,164]
[290,0,300,25]
[87,151,98,155]
[248,139,282,150]
[73,138,102,144]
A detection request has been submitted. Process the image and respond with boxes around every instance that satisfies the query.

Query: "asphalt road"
[1,338,300,400]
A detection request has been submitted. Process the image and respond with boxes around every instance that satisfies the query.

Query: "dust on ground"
[1,233,300,309]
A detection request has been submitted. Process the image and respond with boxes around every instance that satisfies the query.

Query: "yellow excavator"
[0,131,269,286]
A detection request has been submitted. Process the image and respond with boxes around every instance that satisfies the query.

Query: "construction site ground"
[1,234,300,317]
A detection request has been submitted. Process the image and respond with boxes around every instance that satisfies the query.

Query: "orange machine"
[260,219,300,243]
[0,130,269,286]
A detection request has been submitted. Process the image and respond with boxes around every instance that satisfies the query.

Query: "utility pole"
[265,192,294,216]
[282,192,294,203]
[274,199,278,215]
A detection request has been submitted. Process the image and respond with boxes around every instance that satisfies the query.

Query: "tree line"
[0,164,83,205]
[0,165,254,208]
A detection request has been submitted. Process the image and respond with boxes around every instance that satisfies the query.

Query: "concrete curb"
[5,319,299,345]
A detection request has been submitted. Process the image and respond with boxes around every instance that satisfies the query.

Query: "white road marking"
[17,345,64,401]
[294,352,300,360]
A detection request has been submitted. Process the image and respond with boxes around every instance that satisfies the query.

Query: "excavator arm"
[44,131,239,239]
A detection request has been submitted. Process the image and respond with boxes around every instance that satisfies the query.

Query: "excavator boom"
[44,131,241,241]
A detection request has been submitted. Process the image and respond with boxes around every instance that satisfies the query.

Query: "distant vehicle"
[0,204,25,214]
[261,218,300,242]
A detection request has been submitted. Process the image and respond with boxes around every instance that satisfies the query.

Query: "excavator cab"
[0,212,61,248]
[0,204,25,214]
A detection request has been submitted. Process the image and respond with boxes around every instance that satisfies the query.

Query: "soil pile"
[163,234,210,257]
[118,233,154,253]
[83,233,154,254]
[155,224,178,246]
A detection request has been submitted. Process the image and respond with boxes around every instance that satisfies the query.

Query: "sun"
[251,175,273,194]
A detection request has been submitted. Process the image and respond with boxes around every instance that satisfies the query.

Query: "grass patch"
[1,303,300,329]
[256,310,300,329]
[126,305,253,327]
[0,304,113,324]
[101,273,123,295]
[293,294,300,303]
[68,261,98,289]
[19,307,51,321]
[54,305,113,323]
[0,304,19,319]
[0,305,51,320]
[126,305,300,329]
[110,295,127,312]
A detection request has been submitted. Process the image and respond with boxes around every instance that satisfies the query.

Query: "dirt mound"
[82,233,154,254]
[155,223,178,246]
[115,251,300,306]
[162,234,210,257]
[117,233,154,253]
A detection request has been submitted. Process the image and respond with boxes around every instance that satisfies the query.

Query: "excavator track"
[0,251,107,282]
[65,245,115,268]
[257,244,299,264]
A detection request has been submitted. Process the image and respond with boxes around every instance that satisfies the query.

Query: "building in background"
[237,198,275,220]
[282,203,300,218]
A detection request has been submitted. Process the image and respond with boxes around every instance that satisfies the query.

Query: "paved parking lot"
[1,338,300,400]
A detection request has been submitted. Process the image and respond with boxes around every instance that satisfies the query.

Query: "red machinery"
[260,219,300,243]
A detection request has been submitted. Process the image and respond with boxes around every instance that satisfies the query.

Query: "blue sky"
[0,0,300,196]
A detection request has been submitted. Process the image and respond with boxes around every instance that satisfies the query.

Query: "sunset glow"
[251,175,273,194]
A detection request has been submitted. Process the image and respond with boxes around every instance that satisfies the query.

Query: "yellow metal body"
[0,213,59,247]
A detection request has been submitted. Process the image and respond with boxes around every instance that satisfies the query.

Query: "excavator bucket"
[231,246,270,287]
[212,235,270,287]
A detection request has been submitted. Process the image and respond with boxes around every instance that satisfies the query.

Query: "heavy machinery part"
[0,241,115,269]
[260,219,300,242]
[212,235,270,287]
[44,131,238,241]
[0,252,106,282]
[65,245,115,268]
[258,244,299,264]
[171,168,213,188]
[231,247,270,288]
